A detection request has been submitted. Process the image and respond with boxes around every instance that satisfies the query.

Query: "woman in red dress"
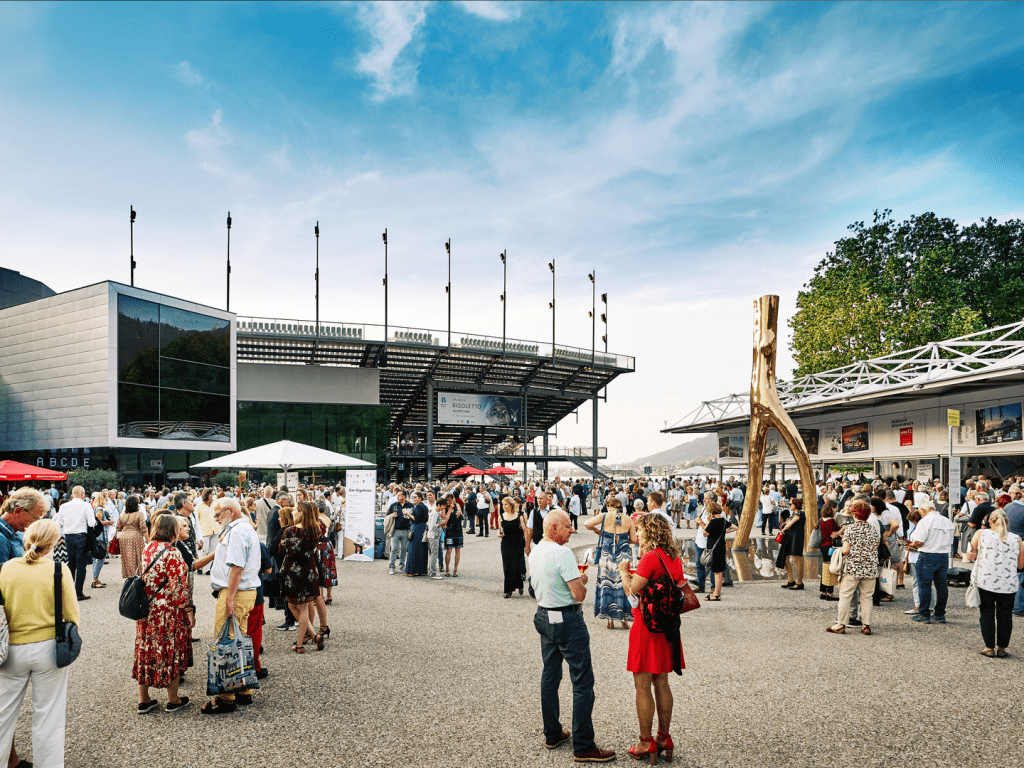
[133,514,193,713]
[618,514,685,764]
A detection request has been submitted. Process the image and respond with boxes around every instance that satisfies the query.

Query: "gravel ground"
[13,529,1022,767]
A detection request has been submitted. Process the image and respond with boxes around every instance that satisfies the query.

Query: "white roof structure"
[666,318,1024,434]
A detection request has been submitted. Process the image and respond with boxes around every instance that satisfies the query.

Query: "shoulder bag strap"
[54,559,65,637]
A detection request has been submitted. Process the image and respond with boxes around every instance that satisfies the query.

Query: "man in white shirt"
[52,485,97,599]
[528,510,614,763]
[909,500,955,624]
[646,491,673,527]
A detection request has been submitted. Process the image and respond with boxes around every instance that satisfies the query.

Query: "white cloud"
[175,60,206,88]
[456,1,522,22]
[353,1,428,99]
[185,109,227,153]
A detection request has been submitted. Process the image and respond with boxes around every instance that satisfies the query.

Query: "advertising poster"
[766,433,779,457]
[343,469,376,562]
[718,436,729,459]
[900,427,913,446]
[976,403,1023,445]
[798,428,820,455]
[841,422,869,453]
[438,392,522,426]
[276,471,298,490]
[823,425,841,454]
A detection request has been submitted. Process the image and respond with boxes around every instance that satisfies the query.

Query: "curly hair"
[635,514,680,560]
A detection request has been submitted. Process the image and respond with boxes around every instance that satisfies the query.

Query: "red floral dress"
[132,542,192,688]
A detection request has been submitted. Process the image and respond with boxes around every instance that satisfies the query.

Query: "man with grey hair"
[198,497,261,714]
[909,499,955,624]
[53,485,97,600]
[0,487,47,564]
[969,491,995,531]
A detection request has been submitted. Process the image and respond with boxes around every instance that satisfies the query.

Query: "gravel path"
[13,530,1019,767]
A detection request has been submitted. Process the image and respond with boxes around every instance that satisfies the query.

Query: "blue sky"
[2,2,1023,461]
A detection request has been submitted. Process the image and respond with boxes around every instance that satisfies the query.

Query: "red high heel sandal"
[656,732,674,763]
[628,736,658,764]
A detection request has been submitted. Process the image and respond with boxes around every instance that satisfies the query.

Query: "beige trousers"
[837,575,874,627]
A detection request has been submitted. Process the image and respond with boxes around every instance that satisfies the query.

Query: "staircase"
[455,452,492,471]
[563,456,614,481]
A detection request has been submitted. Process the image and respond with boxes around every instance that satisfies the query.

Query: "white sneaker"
[904,608,918,615]
[431,575,444,580]
[388,569,395,575]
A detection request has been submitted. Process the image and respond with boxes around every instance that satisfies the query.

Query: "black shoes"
[256,668,269,680]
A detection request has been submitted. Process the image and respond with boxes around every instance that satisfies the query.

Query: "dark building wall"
[0,267,56,310]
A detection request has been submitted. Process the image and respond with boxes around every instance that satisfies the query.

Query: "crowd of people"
[0,466,1022,765]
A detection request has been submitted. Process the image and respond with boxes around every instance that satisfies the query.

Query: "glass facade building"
[117,294,231,441]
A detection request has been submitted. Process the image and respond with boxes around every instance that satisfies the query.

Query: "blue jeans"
[533,607,596,754]
[695,544,707,591]
[916,552,948,618]
[389,530,409,570]
[1014,571,1024,613]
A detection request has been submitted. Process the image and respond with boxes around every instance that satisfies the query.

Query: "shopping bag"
[207,615,260,697]
[877,564,896,595]
[965,583,981,609]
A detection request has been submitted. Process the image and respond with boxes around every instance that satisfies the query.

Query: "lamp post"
[588,271,596,370]
[445,239,451,353]
[548,259,555,364]
[314,221,320,364]
[129,206,137,286]
[500,250,507,359]
[226,212,232,311]
[601,292,608,399]
[382,228,388,367]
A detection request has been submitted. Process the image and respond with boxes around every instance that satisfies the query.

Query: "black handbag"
[119,546,170,621]
[54,561,81,668]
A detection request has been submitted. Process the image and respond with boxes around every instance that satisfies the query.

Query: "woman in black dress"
[497,497,528,597]
[777,498,806,590]
[702,501,735,600]
[405,491,429,576]
[444,493,465,577]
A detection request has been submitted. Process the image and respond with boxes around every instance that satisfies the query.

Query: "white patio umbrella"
[191,439,375,472]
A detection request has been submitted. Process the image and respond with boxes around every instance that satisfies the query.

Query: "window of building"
[117,295,231,441]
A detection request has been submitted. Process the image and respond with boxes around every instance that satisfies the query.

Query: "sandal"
[200,698,237,714]
[861,626,872,635]
[825,625,845,634]
[91,581,106,588]
[325,598,333,605]
[315,629,326,651]
[607,620,614,630]
[628,736,658,763]
[292,644,305,654]
[880,595,894,602]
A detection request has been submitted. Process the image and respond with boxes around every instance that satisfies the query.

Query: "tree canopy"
[788,210,1024,377]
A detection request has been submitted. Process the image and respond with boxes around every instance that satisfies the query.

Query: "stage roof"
[665,318,1024,434]
[237,316,634,458]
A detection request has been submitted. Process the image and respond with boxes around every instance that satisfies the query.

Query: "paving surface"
[13,527,1021,767]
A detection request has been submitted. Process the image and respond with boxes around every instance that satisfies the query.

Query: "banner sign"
[343,469,376,562]
[950,458,961,506]
[798,428,820,455]
[276,472,298,490]
[976,403,1023,445]
[900,427,914,447]
[841,422,869,454]
[438,392,522,427]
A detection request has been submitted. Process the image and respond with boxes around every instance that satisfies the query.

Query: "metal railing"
[236,316,635,371]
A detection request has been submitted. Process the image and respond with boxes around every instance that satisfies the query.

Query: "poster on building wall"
[900,427,913,446]
[823,425,841,453]
[438,393,522,426]
[718,436,744,459]
[976,403,1023,445]
[766,433,779,457]
[343,469,376,562]
[841,422,869,453]
[798,428,820,455]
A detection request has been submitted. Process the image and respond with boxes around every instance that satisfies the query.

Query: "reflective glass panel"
[159,305,229,368]
[160,390,231,441]
[159,357,230,395]
[117,296,160,386]
[117,383,159,438]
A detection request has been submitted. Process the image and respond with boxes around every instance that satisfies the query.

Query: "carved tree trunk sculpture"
[732,295,818,552]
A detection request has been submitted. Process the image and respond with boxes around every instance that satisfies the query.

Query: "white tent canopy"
[191,440,375,471]
[674,465,721,477]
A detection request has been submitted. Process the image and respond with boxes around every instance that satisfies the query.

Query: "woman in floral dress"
[281,501,329,652]
[133,515,193,713]
[117,494,148,577]
[584,495,636,629]
[315,499,338,603]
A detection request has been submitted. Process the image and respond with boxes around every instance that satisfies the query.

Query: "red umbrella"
[484,466,517,476]
[0,460,68,482]
[451,466,484,477]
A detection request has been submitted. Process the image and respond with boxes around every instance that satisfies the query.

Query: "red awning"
[484,466,517,476]
[0,460,68,482]
[450,466,485,476]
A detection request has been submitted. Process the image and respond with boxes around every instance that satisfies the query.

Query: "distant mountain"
[624,434,718,469]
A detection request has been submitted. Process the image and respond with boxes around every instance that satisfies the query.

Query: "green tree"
[212,471,238,489]
[66,468,122,494]
[789,211,1024,377]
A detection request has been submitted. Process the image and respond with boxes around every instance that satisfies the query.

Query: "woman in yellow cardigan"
[0,519,79,768]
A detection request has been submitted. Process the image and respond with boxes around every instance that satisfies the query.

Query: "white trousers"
[0,639,68,768]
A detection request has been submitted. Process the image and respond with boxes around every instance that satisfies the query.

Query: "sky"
[2,2,1023,462]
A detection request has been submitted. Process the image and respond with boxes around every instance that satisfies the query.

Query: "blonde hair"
[502,497,519,515]
[278,505,294,527]
[988,510,1010,543]
[24,519,60,564]
[606,495,623,511]
[636,514,680,560]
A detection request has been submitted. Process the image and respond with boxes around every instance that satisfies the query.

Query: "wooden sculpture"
[732,295,817,552]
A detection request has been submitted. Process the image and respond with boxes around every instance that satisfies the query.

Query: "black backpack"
[639,551,683,634]
[119,546,170,621]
